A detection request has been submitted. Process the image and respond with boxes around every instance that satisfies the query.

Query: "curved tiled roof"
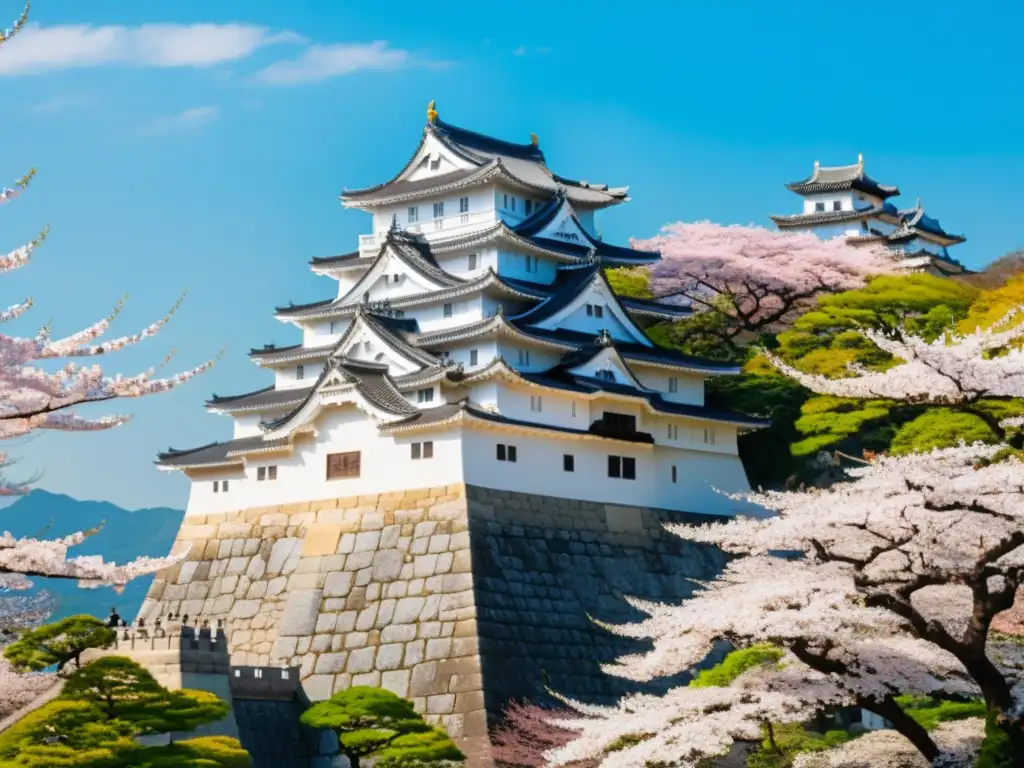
[785,159,899,200]
[156,435,292,468]
[206,385,311,412]
[770,204,884,228]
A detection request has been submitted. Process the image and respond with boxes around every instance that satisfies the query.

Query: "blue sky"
[1,0,1022,510]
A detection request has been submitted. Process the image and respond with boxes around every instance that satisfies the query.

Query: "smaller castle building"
[770,155,966,275]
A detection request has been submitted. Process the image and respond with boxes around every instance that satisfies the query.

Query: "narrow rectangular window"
[586,304,594,316]
[257,467,266,481]
[392,273,400,283]
[213,481,219,493]
[815,201,825,212]
[517,349,530,366]
[571,401,577,417]
[411,442,422,460]
[668,377,678,393]
[268,465,277,481]
[497,444,507,461]
[511,197,516,212]
[671,465,678,483]
[833,200,842,211]
[433,202,444,219]
[469,349,478,366]
[503,194,508,209]
[459,196,469,213]
[423,441,433,459]
[327,451,361,479]
[416,388,434,403]
[443,303,453,318]
[563,454,575,472]
[222,480,229,492]
[594,305,604,318]
[508,445,517,462]
[408,206,418,223]
[296,364,305,380]
[468,253,478,270]
[608,456,621,478]
[703,428,716,445]
[525,200,532,215]
[530,395,542,412]
[623,457,636,479]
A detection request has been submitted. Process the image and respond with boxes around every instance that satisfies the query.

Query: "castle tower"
[141,103,765,760]
[770,155,967,276]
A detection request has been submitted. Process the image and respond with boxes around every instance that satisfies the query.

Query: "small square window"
[281,670,289,680]
[518,349,530,366]
[392,274,400,283]
[594,305,604,318]
[815,202,826,212]
[433,202,444,219]
[327,451,361,479]
[563,454,575,472]
[408,206,418,223]
[268,465,277,480]
[423,441,433,459]
[416,388,434,403]
[668,377,678,393]
[257,467,266,481]
[254,669,263,679]
[833,200,842,211]
[468,253,478,270]
[411,442,421,460]
[296,364,305,380]
[622,457,636,480]
[671,465,678,483]
[443,303,453,318]
[608,455,621,478]
[469,349,478,366]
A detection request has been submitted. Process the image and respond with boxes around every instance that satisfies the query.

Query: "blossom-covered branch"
[634,222,895,348]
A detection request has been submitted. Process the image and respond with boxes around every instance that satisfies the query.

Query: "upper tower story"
[770,155,966,275]
[341,101,629,256]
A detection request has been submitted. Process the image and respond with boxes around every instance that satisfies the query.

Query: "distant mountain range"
[0,490,184,623]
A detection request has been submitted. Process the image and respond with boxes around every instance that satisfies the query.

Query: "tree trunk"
[342,749,362,768]
[861,696,940,762]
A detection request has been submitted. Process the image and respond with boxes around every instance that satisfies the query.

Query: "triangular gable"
[522,269,653,347]
[333,312,433,376]
[338,238,460,307]
[566,345,649,390]
[400,130,478,183]
[530,198,592,247]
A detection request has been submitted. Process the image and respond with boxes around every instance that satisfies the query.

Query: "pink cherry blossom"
[633,222,896,345]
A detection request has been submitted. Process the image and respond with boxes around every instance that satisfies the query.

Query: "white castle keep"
[156,102,764,516]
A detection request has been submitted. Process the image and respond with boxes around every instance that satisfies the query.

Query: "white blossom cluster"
[793,718,983,768]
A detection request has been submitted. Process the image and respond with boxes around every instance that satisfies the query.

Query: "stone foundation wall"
[139,484,488,750]
[141,483,727,759]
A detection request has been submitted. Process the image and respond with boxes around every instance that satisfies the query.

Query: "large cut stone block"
[303,523,345,557]
[278,588,323,637]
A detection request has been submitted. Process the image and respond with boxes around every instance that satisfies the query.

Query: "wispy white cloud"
[0,22,304,75]
[513,46,527,56]
[255,41,409,85]
[138,105,219,136]
[30,92,93,114]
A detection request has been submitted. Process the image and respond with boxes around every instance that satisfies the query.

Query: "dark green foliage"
[60,655,228,735]
[745,723,852,768]
[604,267,652,299]
[973,710,1021,768]
[300,686,463,767]
[4,615,117,672]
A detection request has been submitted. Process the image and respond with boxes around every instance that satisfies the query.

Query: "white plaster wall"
[801,191,855,214]
[535,290,647,344]
[574,208,597,237]
[302,318,350,347]
[460,427,751,516]
[435,246,497,279]
[496,386,589,430]
[413,296,484,332]
[496,248,558,284]
[632,368,705,406]
[231,413,270,439]
[432,339,498,371]
[495,341,562,372]
[274,365,316,391]
[372,188,494,239]
[182,410,464,516]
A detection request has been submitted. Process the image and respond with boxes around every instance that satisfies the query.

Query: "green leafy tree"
[3,615,116,672]
[0,657,244,767]
[60,656,229,734]
[300,686,463,768]
[604,267,652,299]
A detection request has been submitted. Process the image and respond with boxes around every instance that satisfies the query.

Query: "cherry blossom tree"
[632,222,897,353]
[546,312,1024,768]
[0,3,211,590]
[491,701,591,768]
